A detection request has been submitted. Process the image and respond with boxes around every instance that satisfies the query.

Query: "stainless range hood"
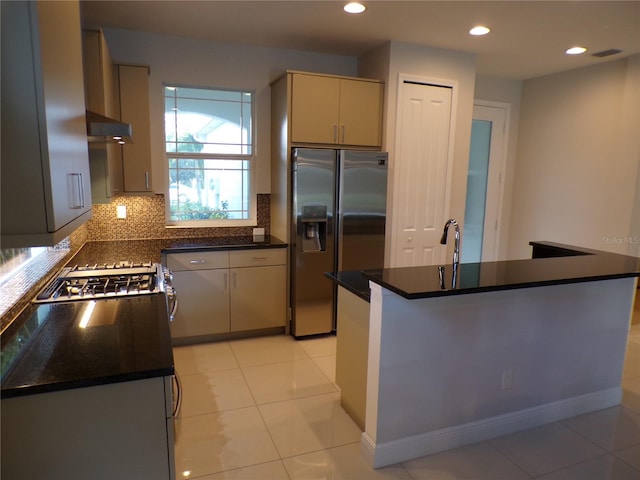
[86,110,133,143]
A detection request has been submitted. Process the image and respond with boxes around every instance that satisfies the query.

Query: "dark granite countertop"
[1,294,174,398]
[68,236,287,266]
[1,236,287,399]
[363,241,640,300]
[325,271,372,302]
[326,242,640,303]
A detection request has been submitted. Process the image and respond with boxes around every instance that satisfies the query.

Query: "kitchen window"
[164,85,254,226]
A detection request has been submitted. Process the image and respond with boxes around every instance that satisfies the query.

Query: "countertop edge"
[324,271,371,302]
[369,271,640,300]
[330,242,640,301]
[1,367,175,399]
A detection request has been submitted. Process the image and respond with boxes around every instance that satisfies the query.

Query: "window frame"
[163,83,257,228]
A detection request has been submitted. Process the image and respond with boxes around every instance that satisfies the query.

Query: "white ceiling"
[80,0,640,80]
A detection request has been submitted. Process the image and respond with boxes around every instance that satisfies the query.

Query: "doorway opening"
[462,102,509,263]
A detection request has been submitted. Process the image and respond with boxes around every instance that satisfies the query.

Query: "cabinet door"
[166,250,229,271]
[83,30,122,203]
[1,378,172,480]
[229,248,287,268]
[2,1,91,241]
[37,1,92,231]
[171,269,230,337]
[119,65,153,193]
[290,74,340,144]
[339,79,383,147]
[230,265,286,332]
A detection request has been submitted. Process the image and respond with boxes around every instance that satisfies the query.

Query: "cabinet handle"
[144,171,150,190]
[252,256,268,261]
[333,124,338,143]
[70,173,85,209]
[232,272,237,289]
[79,173,85,208]
[341,125,345,143]
[189,259,206,264]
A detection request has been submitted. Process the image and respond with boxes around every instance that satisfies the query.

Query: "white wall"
[365,277,634,467]
[474,76,523,260]
[508,55,640,259]
[102,28,357,195]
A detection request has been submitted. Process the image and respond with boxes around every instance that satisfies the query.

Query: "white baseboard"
[362,387,622,468]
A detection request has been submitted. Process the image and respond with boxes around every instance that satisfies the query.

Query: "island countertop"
[335,241,639,301]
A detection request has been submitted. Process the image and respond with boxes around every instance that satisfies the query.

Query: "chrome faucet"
[440,219,461,266]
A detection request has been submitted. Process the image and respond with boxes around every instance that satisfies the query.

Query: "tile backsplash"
[86,193,270,241]
[0,227,88,331]
[1,194,271,330]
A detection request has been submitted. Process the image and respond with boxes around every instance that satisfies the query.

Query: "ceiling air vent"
[591,49,622,58]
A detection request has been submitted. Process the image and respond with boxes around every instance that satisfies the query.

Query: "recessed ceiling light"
[344,2,366,14]
[469,25,491,36]
[565,46,587,55]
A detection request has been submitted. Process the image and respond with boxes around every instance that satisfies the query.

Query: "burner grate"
[34,263,161,303]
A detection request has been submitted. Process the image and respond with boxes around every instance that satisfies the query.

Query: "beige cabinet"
[335,287,370,431]
[1,0,92,247]
[118,64,153,193]
[1,377,175,480]
[290,72,383,147]
[166,251,231,338]
[165,248,286,343]
[82,29,123,203]
[229,250,287,332]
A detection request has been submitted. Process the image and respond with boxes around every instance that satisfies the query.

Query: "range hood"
[86,110,133,143]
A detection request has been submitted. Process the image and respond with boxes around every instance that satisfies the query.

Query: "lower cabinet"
[165,248,287,343]
[171,268,231,336]
[1,377,175,480]
[230,264,286,331]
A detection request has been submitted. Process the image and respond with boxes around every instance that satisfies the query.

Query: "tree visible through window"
[165,85,254,223]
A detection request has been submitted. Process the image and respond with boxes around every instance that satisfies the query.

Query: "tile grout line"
[484,440,536,479]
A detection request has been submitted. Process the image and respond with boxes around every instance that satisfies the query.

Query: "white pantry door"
[391,80,454,267]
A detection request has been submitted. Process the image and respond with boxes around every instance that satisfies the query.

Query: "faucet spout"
[440,219,461,265]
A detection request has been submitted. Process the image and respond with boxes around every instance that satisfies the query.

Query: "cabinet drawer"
[230,248,286,268]
[166,251,229,271]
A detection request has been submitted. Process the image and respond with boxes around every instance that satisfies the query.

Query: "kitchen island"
[328,242,640,468]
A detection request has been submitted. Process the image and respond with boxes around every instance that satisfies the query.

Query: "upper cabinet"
[289,72,383,147]
[82,29,123,203]
[118,64,153,193]
[1,0,92,247]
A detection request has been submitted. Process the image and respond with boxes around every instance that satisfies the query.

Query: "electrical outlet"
[501,368,513,390]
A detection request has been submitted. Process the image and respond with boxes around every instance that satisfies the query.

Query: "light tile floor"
[173,324,640,480]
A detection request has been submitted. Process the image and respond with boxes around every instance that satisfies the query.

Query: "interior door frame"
[389,73,459,267]
[472,100,510,262]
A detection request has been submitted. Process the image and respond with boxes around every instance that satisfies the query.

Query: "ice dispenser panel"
[301,205,327,252]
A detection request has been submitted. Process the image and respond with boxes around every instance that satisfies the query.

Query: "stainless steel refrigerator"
[291,148,388,337]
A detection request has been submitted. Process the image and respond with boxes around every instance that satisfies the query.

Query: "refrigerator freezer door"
[338,150,388,272]
[292,148,336,337]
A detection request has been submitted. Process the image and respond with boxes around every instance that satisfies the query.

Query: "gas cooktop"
[34,262,163,303]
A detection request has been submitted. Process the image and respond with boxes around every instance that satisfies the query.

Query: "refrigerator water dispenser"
[301,205,327,252]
